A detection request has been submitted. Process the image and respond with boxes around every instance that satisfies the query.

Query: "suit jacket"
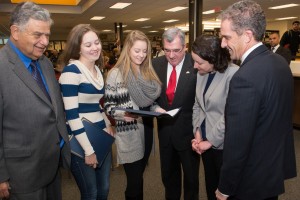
[274,45,292,64]
[218,45,297,200]
[192,64,238,149]
[0,43,71,193]
[152,53,197,150]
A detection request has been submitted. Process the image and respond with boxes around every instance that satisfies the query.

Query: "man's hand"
[0,181,10,199]
[215,189,228,200]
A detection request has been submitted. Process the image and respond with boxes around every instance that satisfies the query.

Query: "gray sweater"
[104,68,145,164]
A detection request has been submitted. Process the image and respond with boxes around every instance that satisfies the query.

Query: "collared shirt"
[8,40,49,92]
[271,44,280,53]
[241,42,263,65]
[166,55,185,91]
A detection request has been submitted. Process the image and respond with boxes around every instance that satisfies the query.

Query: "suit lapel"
[204,72,222,106]
[7,47,53,107]
[241,45,269,67]
[172,55,193,107]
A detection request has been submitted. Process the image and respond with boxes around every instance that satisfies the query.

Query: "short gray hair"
[10,2,53,31]
[218,0,266,41]
[162,27,185,47]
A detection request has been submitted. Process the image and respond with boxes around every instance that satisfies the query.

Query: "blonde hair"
[111,30,161,84]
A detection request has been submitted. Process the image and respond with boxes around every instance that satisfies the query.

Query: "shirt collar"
[8,40,32,69]
[241,42,263,64]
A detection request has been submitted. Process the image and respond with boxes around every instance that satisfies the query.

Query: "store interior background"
[0,0,299,52]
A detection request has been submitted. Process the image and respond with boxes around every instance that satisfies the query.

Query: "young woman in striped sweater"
[104,30,161,200]
[59,24,113,200]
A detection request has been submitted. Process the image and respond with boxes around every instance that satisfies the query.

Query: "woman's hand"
[124,112,138,122]
[191,129,204,154]
[105,125,115,137]
[155,107,167,113]
[85,153,98,168]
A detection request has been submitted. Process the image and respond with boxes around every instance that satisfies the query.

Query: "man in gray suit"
[0,2,70,200]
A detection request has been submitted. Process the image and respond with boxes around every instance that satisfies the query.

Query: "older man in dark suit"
[152,28,199,200]
[269,32,292,64]
[0,2,70,200]
[216,1,297,200]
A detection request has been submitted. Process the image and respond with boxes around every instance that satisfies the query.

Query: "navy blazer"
[218,44,297,199]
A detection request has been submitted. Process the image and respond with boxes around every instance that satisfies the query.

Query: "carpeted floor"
[61,129,300,200]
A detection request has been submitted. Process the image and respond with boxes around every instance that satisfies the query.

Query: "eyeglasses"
[163,47,184,54]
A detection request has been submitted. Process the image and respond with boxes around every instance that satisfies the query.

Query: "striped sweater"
[59,62,110,156]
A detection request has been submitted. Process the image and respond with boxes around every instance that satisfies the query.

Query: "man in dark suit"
[215,1,297,200]
[0,2,70,200]
[269,32,292,64]
[152,27,199,200]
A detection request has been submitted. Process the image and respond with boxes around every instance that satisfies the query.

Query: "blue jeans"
[70,151,112,200]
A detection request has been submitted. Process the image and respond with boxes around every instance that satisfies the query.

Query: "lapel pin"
[186,71,190,74]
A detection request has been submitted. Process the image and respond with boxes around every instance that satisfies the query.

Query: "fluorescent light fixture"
[202,21,221,25]
[275,17,298,20]
[142,26,152,28]
[117,24,127,28]
[90,16,105,20]
[165,6,188,12]
[203,10,215,14]
[163,19,179,23]
[124,30,132,33]
[102,30,112,32]
[269,4,299,9]
[149,31,158,33]
[135,18,150,22]
[110,2,132,9]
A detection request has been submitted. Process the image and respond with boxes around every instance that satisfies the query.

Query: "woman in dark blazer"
[191,35,238,200]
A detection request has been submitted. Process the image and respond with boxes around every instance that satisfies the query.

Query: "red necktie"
[166,65,176,105]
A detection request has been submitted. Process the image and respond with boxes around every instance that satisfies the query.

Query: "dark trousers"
[202,148,223,200]
[159,143,200,200]
[123,126,153,200]
[229,196,278,200]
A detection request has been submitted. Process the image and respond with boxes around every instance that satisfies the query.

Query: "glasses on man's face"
[163,47,184,54]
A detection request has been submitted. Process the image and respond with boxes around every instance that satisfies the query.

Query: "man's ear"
[10,25,20,41]
[244,30,254,43]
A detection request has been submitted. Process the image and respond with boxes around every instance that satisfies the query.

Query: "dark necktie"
[30,61,51,101]
[166,65,176,105]
[271,47,275,52]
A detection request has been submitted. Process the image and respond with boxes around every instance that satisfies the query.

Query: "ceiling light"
[117,25,127,28]
[124,30,132,33]
[163,19,179,23]
[149,31,158,33]
[142,26,152,28]
[275,17,298,20]
[203,10,215,14]
[165,6,188,12]
[135,18,150,22]
[102,30,112,32]
[110,3,132,9]
[90,16,105,20]
[269,4,299,9]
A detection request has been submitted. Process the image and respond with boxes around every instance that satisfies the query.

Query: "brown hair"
[59,24,103,67]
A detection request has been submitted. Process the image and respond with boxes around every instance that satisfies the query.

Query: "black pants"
[123,117,153,200]
[202,148,223,200]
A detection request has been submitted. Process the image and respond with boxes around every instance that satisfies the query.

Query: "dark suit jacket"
[218,45,297,200]
[274,45,292,64]
[152,53,197,150]
[0,43,71,193]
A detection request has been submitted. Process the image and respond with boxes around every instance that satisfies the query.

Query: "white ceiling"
[0,0,299,39]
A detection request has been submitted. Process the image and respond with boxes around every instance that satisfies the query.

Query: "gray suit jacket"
[0,42,70,193]
[192,64,238,149]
